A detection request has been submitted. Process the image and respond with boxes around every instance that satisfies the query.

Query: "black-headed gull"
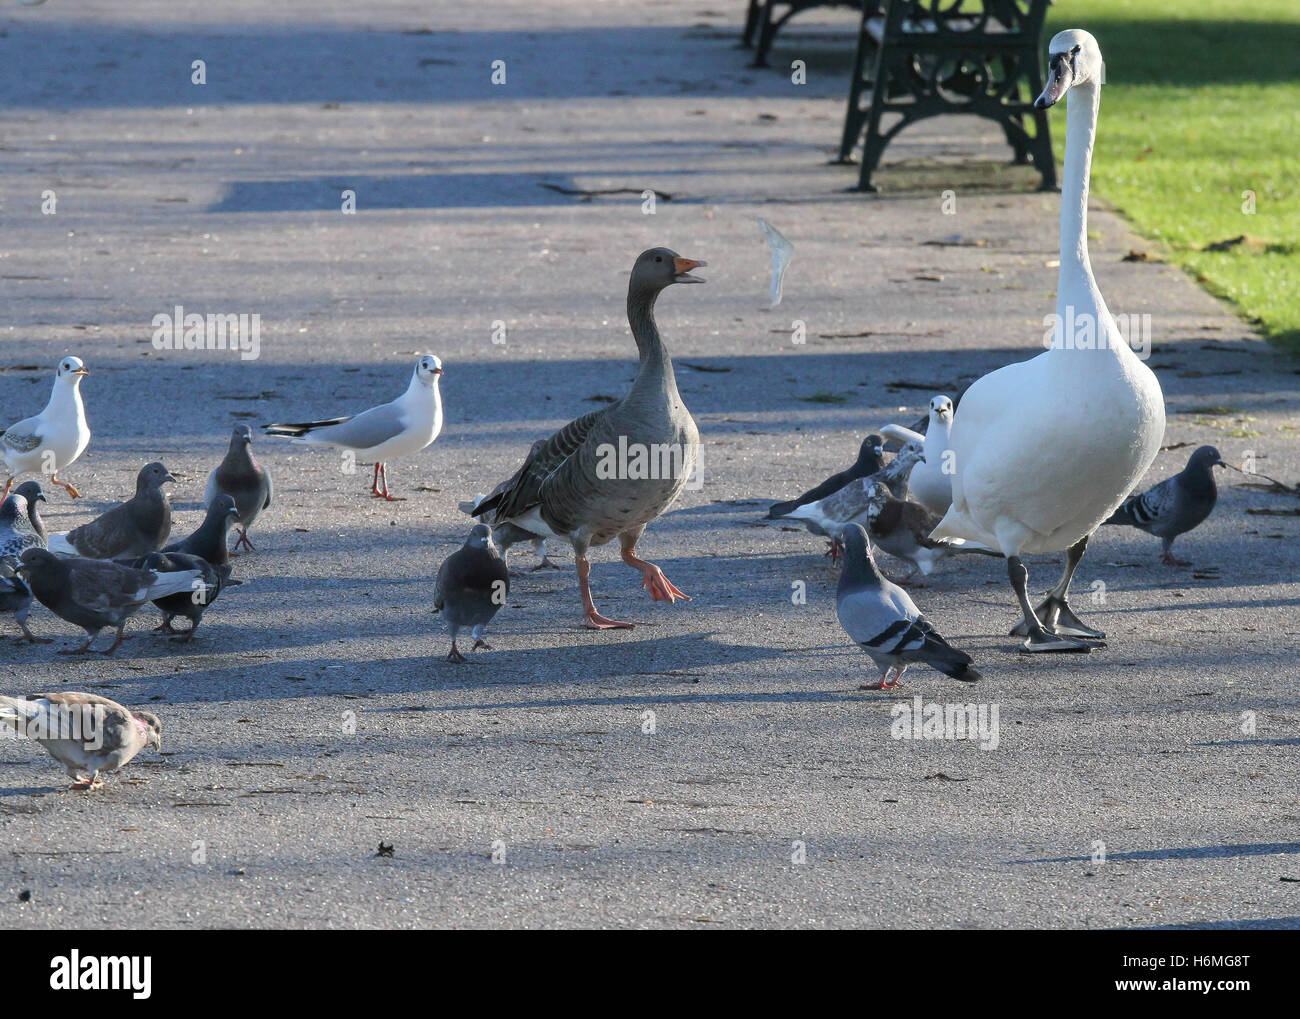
[1,357,91,500]
[264,355,443,501]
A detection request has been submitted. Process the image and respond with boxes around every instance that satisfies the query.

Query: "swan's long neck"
[1058,81,1100,287]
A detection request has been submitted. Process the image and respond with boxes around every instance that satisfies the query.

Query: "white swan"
[930,29,1165,653]
[880,395,954,515]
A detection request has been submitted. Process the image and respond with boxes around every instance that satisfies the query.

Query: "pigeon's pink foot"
[447,642,467,664]
[234,528,256,552]
[471,638,493,652]
[70,777,103,791]
[824,539,843,565]
[1161,552,1191,566]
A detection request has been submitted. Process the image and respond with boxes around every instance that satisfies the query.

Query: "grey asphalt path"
[1,2,1297,929]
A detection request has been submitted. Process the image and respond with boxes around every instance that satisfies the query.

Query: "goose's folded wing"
[473,410,606,522]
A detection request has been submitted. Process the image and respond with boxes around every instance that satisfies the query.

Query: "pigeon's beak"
[673,257,707,284]
[1035,53,1073,109]
[35,493,46,503]
[163,473,177,484]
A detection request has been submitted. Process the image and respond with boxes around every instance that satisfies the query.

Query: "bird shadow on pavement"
[1008,842,1300,865]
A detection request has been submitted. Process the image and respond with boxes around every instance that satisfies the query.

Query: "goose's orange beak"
[673,257,707,283]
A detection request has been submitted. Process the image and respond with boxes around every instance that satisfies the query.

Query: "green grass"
[1049,1,1300,352]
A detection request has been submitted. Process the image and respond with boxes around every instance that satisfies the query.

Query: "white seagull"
[2,357,91,500]
[263,355,444,500]
[880,394,956,516]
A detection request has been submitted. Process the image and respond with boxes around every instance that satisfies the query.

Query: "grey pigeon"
[140,551,223,643]
[47,461,174,560]
[0,484,49,642]
[777,442,925,560]
[766,434,885,520]
[836,524,981,689]
[164,494,239,575]
[1103,445,1226,564]
[0,692,161,790]
[472,248,704,629]
[433,524,510,663]
[205,424,272,553]
[18,547,205,654]
[864,481,1000,582]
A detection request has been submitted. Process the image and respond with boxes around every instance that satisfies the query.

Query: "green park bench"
[836,0,1056,192]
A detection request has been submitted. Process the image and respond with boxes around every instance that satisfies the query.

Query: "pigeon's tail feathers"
[933,658,981,683]
[144,569,207,601]
[0,695,39,732]
[766,498,800,520]
[778,503,818,523]
[263,417,350,439]
[46,532,78,557]
[1104,496,1139,527]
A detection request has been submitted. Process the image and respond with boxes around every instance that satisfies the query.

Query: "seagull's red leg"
[620,546,690,604]
[370,462,382,497]
[0,477,12,499]
[579,556,634,629]
[50,474,82,499]
[376,463,403,502]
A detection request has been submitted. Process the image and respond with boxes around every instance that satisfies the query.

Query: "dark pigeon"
[433,524,510,663]
[164,494,240,576]
[767,434,885,519]
[836,524,981,689]
[1103,445,1226,565]
[205,424,272,553]
[0,485,49,642]
[864,481,1001,582]
[47,462,174,560]
[18,547,204,654]
[141,551,222,643]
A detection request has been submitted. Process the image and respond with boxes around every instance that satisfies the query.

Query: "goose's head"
[930,395,954,423]
[55,356,89,384]
[631,248,707,294]
[1036,29,1103,109]
[414,354,444,386]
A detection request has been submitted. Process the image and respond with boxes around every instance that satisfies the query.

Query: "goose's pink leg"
[620,546,690,604]
[578,556,633,629]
